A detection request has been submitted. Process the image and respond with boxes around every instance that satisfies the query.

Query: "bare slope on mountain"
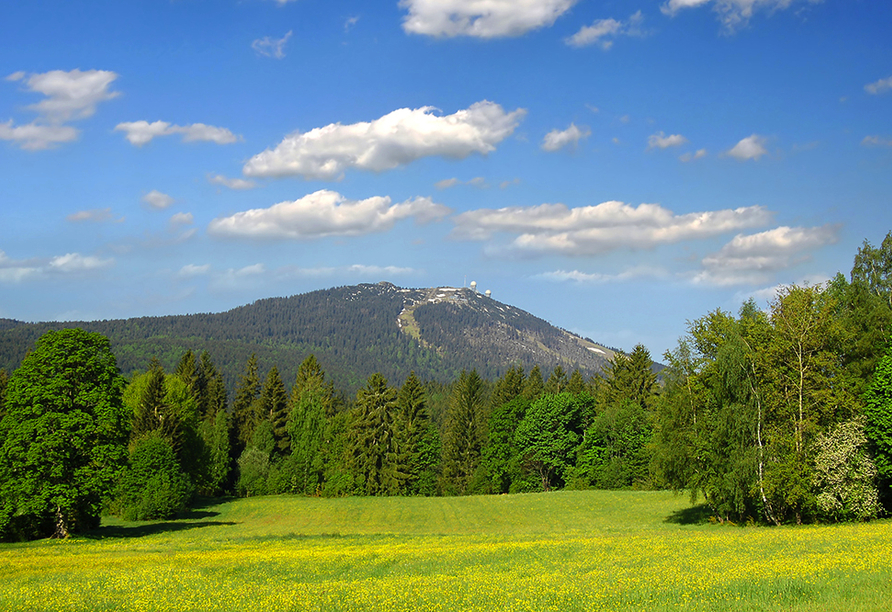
[0,282,614,390]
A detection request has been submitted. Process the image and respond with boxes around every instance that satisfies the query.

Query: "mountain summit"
[0,282,616,390]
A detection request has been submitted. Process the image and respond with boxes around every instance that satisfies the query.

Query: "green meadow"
[2,491,890,611]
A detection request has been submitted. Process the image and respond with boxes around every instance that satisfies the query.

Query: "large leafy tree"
[0,329,129,540]
[516,393,581,491]
[863,340,892,503]
[286,356,332,495]
[0,368,8,423]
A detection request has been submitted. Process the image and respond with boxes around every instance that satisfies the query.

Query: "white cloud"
[726,134,768,160]
[243,101,525,180]
[0,120,79,150]
[17,69,120,123]
[208,174,257,190]
[252,30,293,59]
[142,190,174,210]
[169,212,194,227]
[865,76,892,95]
[435,176,488,189]
[661,0,822,33]
[208,190,451,240]
[66,208,118,223]
[693,224,840,286]
[178,263,211,278]
[400,0,576,38]
[0,251,40,282]
[48,252,114,273]
[647,131,688,150]
[452,201,773,256]
[536,266,669,283]
[679,148,708,162]
[115,120,241,146]
[345,16,360,32]
[2,69,119,150]
[565,11,645,49]
[542,123,591,152]
[862,136,892,147]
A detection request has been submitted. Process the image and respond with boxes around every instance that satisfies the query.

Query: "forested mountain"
[0,282,615,391]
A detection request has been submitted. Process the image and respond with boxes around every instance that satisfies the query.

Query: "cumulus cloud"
[862,136,892,147]
[2,69,119,150]
[243,101,525,180]
[865,76,892,95]
[400,0,576,38]
[10,69,120,123]
[208,190,451,240]
[208,174,257,190]
[252,30,293,59]
[542,123,591,152]
[661,0,822,33]
[693,224,840,286]
[48,253,114,273]
[452,200,773,256]
[565,10,645,49]
[726,134,768,160]
[115,120,241,146]
[647,131,688,150]
[679,148,708,162]
[142,190,174,210]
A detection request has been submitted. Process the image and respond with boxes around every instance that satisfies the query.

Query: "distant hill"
[0,282,617,392]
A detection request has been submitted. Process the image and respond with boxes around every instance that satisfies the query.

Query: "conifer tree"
[231,354,262,456]
[491,366,526,410]
[197,351,227,419]
[347,373,399,495]
[393,371,440,495]
[523,365,544,401]
[287,355,332,494]
[441,369,487,494]
[260,366,289,457]
[566,369,587,396]
[544,365,568,394]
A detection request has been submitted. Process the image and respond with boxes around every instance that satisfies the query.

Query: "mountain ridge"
[0,282,617,392]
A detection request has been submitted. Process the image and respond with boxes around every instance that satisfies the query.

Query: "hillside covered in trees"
[0,283,615,393]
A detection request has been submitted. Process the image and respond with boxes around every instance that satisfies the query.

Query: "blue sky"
[1,0,890,359]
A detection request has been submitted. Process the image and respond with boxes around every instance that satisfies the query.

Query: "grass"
[2,490,891,611]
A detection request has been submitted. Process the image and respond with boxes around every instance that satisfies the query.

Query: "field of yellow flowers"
[2,491,890,611]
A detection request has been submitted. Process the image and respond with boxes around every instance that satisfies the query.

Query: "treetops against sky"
[1,0,890,357]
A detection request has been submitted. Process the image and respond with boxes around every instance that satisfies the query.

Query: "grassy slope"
[2,491,891,611]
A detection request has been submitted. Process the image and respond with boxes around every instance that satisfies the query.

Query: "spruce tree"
[441,369,487,495]
[260,366,289,457]
[394,372,439,495]
[544,365,568,394]
[523,366,544,401]
[0,368,8,423]
[197,351,227,419]
[231,354,262,456]
[348,373,399,495]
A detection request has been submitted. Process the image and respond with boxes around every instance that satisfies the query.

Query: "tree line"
[2,234,892,540]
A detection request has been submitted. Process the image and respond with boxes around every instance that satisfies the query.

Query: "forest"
[2,233,892,540]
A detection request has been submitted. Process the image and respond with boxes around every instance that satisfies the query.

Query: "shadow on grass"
[664,504,714,525]
[85,498,239,539]
[85,520,239,539]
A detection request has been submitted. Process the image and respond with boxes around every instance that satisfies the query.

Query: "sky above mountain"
[1,0,890,358]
